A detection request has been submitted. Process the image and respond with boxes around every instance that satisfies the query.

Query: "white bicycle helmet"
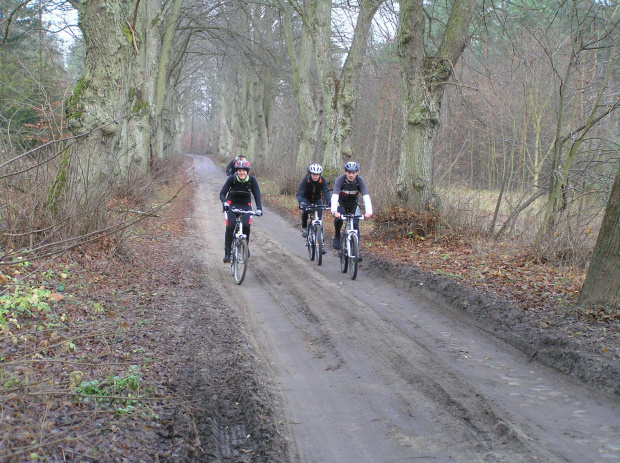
[344,161,359,172]
[308,163,323,174]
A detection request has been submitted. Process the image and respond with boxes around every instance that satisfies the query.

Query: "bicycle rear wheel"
[348,234,358,280]
[233,238,248,285]
[315,226,323,266]
[340,235,348,273]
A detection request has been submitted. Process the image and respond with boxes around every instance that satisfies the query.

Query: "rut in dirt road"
[190,155,620,462]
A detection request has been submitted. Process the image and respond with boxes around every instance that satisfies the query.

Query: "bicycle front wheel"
[233,239,248,285]
[315,226,323,266]
[229,243,235,276]
[307,229,315,261]
[340,234,348,273]
[348,234,359,280]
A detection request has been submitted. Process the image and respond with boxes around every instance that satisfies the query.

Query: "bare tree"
[396,0,476,212]
[277,0,386,171]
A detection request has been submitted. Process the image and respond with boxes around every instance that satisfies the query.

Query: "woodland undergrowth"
[0,158,193,460]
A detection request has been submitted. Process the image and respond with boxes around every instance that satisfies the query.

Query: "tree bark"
[64,0,183,219]
[282,2,321,171]
[578,166,620,307]
[396,0,475,213]
[151,0,184,163]
[65,0,145,205]
[320,0,383,171]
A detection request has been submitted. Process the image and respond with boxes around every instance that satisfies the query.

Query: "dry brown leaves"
[0,159,195,461]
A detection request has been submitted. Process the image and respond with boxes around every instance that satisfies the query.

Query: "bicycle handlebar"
[230,208,260,215]
[302,204,330,211]
[339,213,365,220]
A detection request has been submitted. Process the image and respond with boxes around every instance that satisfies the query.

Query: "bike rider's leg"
[333,204,344,250]
[244,213,252,257]
[223,211,236,263]
[301,206,309,237]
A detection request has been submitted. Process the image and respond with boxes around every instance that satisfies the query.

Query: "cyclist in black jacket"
[225,155,246,176]
[220,159,262,263]
[330,161,373,256]
[296,163,330,254]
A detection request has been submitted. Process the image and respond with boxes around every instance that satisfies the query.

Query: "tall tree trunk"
[151,0,184,163]
[396,0,475,213]
[65,0,147,208]
[322,0,381,170]
[320,0,383,171]
[578,166,620,307]
[312,0,336,169]
[217,78,237,160]
[282,3,321,171]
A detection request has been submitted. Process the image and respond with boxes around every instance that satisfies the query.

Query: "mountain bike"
[339,213,364,280]
[229,208,260,285]
[302,204,330,266]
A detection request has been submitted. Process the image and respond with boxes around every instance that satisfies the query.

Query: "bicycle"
[338,213,364,280]
[229,208,260,285]
[301,203,330,266]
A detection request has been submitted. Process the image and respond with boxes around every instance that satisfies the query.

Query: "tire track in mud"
[162,160,288,462]
[252,255,346,371]
[244,223,555,462]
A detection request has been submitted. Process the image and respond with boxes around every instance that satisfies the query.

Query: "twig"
[15,391,194,401]
[0,181,192,265]
[0,428,102,459]
[125,20,139,54]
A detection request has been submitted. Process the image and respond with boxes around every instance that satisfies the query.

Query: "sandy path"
[191,154,620,462]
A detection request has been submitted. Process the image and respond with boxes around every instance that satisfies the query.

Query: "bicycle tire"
[340,234,348,273]
[349,233,358,280]
[229,242,235,276]
[315,225,323,266]
[233,239,248,285]
[307,228,315,261]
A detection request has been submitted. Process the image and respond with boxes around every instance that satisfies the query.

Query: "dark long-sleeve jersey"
[296,174,330,204]
[220,174,262,209]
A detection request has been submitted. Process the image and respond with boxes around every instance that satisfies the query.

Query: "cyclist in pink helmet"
[220,159,262,263]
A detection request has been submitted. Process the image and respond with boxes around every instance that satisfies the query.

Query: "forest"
[1,1,619,337]
[1,0,619,459]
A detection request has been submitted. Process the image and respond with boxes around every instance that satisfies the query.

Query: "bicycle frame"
[229,207,259,285]
[339,213,364,280]
[303,204,329,265]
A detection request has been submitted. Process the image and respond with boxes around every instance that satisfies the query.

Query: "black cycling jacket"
[296,174,330,204]
[220,174,262,209]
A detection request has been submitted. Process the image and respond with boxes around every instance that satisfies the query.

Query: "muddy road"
[188,155,619,462]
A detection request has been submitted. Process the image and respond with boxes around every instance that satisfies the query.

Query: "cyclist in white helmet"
[296,163,330,254]
[330,161,373,260]
[225,155,246,176]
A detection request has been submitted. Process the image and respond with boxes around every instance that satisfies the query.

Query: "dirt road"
[187,155,619,462]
